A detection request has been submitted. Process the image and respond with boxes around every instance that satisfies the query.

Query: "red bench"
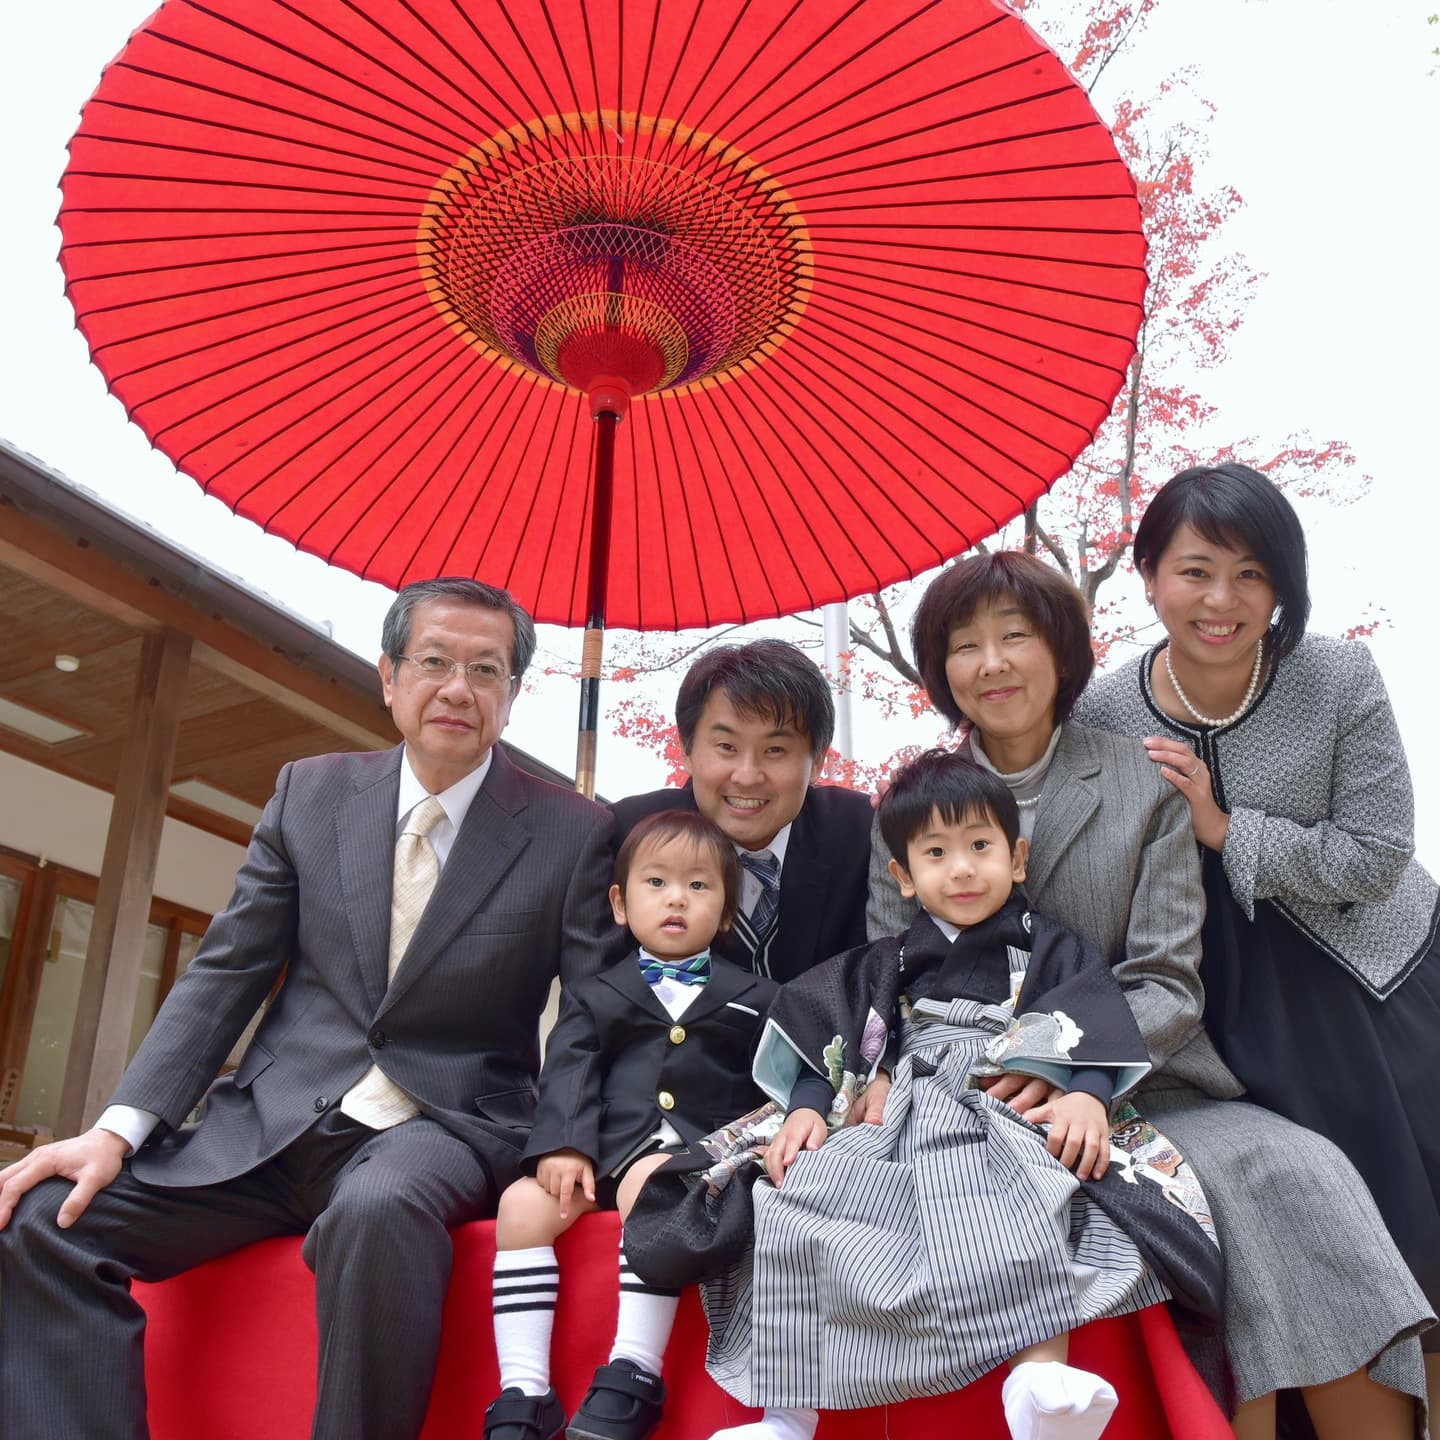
[136,1211,1230,1438]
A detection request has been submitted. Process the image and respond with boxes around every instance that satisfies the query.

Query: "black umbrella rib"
[804,292,1122,414]
[231,326,486,529]
[816,267,1141,349]
[440,0,571,164]
[151,13,492,158]
[702,0,949,160]
[72,241,413,320]
[532,0,592,133]
[698,377,858,606]
[61,220,408,254]
[667,388,781,622]
[642,397,724,630]
[74,233,412,294]
[634,3,706,165]
[300,343,500,564]
[703,378,903,596]
[109,271,421,401]
[88,90,443,177]
[824,233,1148,278]
[756,338,1003,548]
[69,132,434,198]
[743,68,1075,178]
[351,361,534,581]
[64,166,432,213]
[797,310,1085,466]
[797,157,1129,206]
[624,402,680,629]
[159,300,446,464]
[820,244,1145,315]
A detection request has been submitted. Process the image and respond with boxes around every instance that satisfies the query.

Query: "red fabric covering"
[136,1213,1230,1439]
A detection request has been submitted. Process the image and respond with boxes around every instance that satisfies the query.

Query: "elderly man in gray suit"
[0,578,615,1440]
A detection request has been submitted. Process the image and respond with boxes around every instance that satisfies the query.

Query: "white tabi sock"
[492,1245,559,1397]
[709,1408,820,1440]
[609,1234,681,1378]
[1002,1361,1119,1440]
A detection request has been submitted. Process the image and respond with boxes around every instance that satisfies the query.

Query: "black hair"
[675,639,835,763]
[878,749,1021,866]
[910,552,1094,729]
[1132,462,1310,660]
[380,577,537,684]
[613,810,741,934]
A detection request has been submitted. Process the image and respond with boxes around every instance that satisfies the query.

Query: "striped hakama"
[703,997,1168,1410]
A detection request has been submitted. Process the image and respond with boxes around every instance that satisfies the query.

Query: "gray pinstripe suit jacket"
[867,722,1243,1100]
[113,744,615,1191]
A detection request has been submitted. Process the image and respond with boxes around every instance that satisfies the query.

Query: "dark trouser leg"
[0,1167,302,1440]
[300,1118,492,1440]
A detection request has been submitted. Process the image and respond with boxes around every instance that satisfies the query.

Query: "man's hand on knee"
[0,1127,129,1231]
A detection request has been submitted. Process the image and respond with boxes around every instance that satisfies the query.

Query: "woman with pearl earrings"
[1076,460,1440,1429]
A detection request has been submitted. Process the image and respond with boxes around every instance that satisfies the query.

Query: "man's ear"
[378,653,395,707]
[608,883,627,928]
[888,856,917,900]
[1011,836,1029,885]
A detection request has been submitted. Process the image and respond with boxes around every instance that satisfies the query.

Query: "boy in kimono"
[484,810,777,1440]
[704,752,1216,1440]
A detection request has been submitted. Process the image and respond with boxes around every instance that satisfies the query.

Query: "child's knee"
[496,1176,568,1249]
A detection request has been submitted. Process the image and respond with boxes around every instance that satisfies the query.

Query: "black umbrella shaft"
[575,407,619,798]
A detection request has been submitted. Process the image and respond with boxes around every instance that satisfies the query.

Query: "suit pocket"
[456,908,545,937]
[475,1085,538,1131]
[233,1038,275,1089]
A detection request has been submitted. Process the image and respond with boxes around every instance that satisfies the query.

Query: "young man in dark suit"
[611,640,873,985]
[0,578,615,1440]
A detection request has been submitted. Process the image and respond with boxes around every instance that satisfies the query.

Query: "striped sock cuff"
[493,1245,560,1316]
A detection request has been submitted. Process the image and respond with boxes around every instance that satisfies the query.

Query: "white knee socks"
[610,1236,681,1377]
[492,1245,559,1396]
[1002,1361,1118,1440]
[708,1409,820,1440]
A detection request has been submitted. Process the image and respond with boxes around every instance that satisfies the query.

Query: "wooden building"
[0,439,571,1152]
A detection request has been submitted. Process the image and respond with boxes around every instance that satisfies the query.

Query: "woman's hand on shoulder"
[1027,1091,1111,1180]
[762,1108,828,1188]
[1142,736,1230,852]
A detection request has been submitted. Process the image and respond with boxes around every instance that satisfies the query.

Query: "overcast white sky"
[2,1,1437,862]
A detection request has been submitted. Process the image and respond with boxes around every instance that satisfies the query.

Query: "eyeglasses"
[394,653,516,691]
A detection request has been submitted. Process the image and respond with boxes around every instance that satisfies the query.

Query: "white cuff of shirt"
[95,1104,161,1157]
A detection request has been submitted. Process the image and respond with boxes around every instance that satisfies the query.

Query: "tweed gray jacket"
[1077,634,1439,1000]
[868,722,1243,1100]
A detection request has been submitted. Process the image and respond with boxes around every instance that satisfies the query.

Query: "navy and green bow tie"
[639,952,711,986]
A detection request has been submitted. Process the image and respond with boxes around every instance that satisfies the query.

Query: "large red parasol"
[58,0,1145,792]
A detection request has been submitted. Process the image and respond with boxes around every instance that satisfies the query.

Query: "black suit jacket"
[610,781,874,982]
[524,952,777,1175]
[113,745,615,1193]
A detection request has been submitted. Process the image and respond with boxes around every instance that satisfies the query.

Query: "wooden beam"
[59,628,192,1135]
[0,504,394,748]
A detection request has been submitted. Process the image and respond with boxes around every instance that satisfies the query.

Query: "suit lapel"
[671,956,756,1026]
[1026,724,1101,898]
[774,791,831,973]
[380,747,531,1013]
[338,747,404,1013]
[601,953,673,1023]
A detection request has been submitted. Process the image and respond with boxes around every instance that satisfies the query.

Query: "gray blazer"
[868,723,1243,1100]
[1078,636,1439,999]
[113,744,615,1190]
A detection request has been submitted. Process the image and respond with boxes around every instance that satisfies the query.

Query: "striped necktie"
[733,848,781,976]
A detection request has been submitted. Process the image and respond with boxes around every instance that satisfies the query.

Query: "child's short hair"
[878,750,1021,865]
[614,810,741,933]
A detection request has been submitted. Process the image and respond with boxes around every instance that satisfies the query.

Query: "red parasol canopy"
[58,0,1145,788]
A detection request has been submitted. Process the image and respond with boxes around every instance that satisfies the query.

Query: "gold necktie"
[341,795,447,1129]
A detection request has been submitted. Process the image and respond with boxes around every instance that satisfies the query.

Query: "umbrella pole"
[575,387,625,798]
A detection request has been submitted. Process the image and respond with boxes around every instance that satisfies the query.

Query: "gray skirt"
[703,1000,1167,1410]
[1142,1082,1433,1421]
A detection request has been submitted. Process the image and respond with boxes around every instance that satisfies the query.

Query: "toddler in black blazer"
[485,811,777,1440]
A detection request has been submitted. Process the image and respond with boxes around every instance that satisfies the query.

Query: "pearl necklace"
[1164,637,1265,728]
